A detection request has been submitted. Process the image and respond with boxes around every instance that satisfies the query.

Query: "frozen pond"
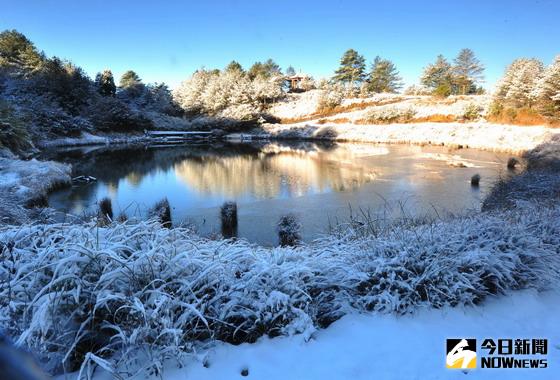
[44,141,516,245]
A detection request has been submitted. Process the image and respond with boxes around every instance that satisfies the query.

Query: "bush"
[220,201,238,238]
[462,103,482,121]
[89,97,153,132]
[1,202,560,376]
[316,85,344,113]
[433,83,452,98]
[98,197,113,225]
[150,198,172,228]
[277,214,301,246]
[471,174,481,187]
[362,106,416,124]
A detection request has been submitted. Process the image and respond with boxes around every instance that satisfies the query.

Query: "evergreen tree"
[247,59,282,79]
[453,48,485,95]
[225,60,244,74]
[534,56,560,117]
[494,58,544,108]
[333,49,366,85]
[119,70,144,97]
[366,56,403,93]
[0,29,44,75]
[420,55,461,96]
[95,69,116,97]
[285,66,296,76]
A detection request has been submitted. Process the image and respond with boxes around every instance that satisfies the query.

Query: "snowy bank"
[107,290,558,380]
[1,201,559,376]
[259,121,555,154]
[37,132,150,149]
[0,157,71,224]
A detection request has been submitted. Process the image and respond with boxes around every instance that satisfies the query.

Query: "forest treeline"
[1,29,559,155]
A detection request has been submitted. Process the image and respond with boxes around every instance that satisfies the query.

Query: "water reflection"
[44,141,513,245]
[173,143,381,199]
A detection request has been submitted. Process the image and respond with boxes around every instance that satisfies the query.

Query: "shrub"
[220,201,238,238]
[150,198,172,228]
[362,106,416,124]
[462,103,482,121]
[433,83,452,98]
[98,197,113,224]
[2,202,560,376]
[404,84,431,96]
[277,214,301,246]
[89,97,153,132]
[471,174,481,187]
[316,85,344,113]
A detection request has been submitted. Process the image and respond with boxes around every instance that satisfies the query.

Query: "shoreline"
[256,121,556,154]
[35,121,557,156]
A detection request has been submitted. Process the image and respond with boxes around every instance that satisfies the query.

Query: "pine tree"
[225,60,244,74]
[366,56,403,93]
[285,66,296,77]
[0,29,44,75]
[333,49,366,86]
[247,59,282,80]
[119,70,144,97]
[453,48,485,95]
[534,56,560,117]
[95,69,116,97]
[494,58,544,108]
[421,55,456,95]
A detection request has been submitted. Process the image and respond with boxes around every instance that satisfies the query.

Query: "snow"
[0,157,71,224]
[264,92,556,153]
[37,132,151,149]
[60,290,560,380]
[2,200,560,377]
[269,92,490,122]
[261,121,554,153]
[269,90,323,119]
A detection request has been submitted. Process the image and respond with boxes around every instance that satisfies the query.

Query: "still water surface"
[44,141,514,245]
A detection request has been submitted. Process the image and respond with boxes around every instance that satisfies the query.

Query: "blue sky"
[2,0,559,88]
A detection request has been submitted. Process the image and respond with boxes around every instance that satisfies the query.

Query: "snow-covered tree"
[173,69,214,114]
[144,82,180,115]
[225,60,244,74]
[366,56,403,93]
[494,58,544,108]
[453,48,485,95]
[333,49,366,86]
[534,56,560,117]
[173,67,284,119]
[317,83,345,111]
[247,59,282,80]
[421,55,455,95]
[95,69,116,97]
[0,29,44,76]
[299,75,316,91]
[119,70,145,97]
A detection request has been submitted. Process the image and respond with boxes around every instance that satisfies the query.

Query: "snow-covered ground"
[269,91,490,122]
[260,121,554,154]
[57,290,560,380]
[0,157,71,223]
[37,132,150,149]
[165,291,560,380]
